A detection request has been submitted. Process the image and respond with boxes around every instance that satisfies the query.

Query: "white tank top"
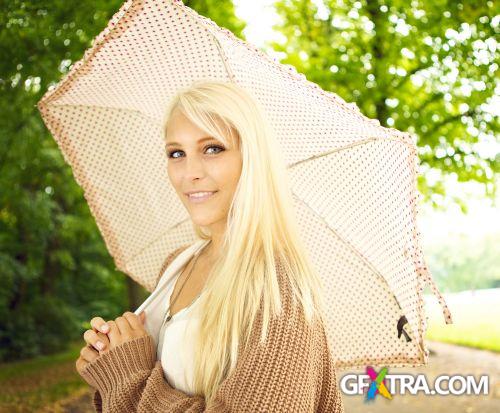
[155,247,208,396]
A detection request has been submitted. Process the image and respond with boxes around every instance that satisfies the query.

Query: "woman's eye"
[167,150,183,159]
[205,145,224,154]
[167,144,224,159]
[168,145,224,159]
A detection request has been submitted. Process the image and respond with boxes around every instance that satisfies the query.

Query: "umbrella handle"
[397,315,412,342]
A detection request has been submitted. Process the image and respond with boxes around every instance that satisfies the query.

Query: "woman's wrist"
[79,334,156,393]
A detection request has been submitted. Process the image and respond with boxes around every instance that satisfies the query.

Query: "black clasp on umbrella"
[397,315,412,342]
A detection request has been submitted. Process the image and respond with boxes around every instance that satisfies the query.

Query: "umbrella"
[36,0,452,369]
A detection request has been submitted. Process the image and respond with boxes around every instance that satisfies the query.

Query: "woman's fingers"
[76,354,98,388]
[123,311,145,331]
[90,316,110,334]
[76,345,99,382]
[79,344,99,363]
[106,320,121,345]
[83,328,110,352]
[115,315,134,338]
[82,312,148,354]
[75,356,86,374]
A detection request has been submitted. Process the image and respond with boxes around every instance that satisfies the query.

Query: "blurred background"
[0,0,498,411]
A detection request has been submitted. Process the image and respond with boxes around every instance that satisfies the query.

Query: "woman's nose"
[184,154,205,180]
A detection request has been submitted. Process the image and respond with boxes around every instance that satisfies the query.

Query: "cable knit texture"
[80,246,345,412]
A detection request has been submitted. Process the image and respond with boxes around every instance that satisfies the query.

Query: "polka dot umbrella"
[36,0,453,369]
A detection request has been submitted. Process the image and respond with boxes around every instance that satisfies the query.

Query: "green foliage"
[425,288,500,352]
[270,0,499,208]
[0,297,79,360]
[426,232,500,292]
[0,0,246,362]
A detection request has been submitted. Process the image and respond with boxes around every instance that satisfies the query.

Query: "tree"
[0,0,246,361]
[270,0,499,211]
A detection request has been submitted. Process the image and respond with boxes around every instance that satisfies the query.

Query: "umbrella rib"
[291,192,405,313]
[287,136,414,169]
[211,28,236,82]
[178,0,238,82]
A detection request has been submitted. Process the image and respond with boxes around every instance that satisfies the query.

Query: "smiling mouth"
[186,191,218,203]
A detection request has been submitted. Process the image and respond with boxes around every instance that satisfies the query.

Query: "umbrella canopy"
[37,0,452,369]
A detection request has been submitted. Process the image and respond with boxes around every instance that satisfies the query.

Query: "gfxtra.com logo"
[340,365,489,400]
[366,366,392,401]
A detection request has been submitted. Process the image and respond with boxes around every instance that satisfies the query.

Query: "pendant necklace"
[162,240,210,324]
[156,241,211,360]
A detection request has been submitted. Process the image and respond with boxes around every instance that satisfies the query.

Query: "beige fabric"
[80,247,345,412]
[36,0,452,369]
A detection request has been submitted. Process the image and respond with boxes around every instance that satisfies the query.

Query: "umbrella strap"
[417,266,453,324]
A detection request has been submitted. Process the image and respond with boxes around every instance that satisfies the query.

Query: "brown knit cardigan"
[79,245,345,412]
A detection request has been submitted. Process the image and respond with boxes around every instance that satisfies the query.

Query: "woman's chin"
[190,214,218,227]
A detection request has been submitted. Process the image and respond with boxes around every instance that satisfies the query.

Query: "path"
[340,340,500,413]
[43,341,500,412]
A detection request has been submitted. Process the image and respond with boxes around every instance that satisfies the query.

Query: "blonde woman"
[76,80,345,412]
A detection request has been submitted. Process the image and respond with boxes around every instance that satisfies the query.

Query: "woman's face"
[165,108,242,231]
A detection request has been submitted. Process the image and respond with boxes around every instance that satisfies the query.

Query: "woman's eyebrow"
[165,136,214,147]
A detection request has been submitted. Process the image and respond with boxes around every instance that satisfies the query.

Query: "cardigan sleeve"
[79,299,344,412]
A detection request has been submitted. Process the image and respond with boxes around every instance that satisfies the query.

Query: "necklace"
[163,240,211,323]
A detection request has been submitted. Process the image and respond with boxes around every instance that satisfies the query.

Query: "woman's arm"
[80,297,344,412]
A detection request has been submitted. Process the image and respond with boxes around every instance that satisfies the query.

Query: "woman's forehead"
[166,109,239,148]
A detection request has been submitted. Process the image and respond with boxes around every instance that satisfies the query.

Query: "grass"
[0,341,92,413]
[423,289,500,352]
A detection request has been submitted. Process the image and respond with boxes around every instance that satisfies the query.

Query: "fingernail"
[100,324,109,333]
[96,341,105,351]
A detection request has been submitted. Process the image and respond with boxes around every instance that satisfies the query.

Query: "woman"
[76,80,345,412]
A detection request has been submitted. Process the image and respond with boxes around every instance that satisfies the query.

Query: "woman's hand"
[75,311,147,383]
[76,343,100,387]
[101,311,148,350]
[85,316,112,352]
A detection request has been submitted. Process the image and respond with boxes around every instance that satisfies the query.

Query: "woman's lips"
[186,191,218,203]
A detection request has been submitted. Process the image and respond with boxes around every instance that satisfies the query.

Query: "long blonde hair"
[162,80,325,407]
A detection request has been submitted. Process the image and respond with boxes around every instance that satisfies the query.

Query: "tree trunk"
[126,277,143,310]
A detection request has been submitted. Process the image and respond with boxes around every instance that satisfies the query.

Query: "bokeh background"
[0,0,498,411]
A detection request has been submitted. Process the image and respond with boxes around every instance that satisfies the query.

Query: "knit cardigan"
[79,245,345,412]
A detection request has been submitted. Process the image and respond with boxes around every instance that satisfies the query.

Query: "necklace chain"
[164,240,210,322]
